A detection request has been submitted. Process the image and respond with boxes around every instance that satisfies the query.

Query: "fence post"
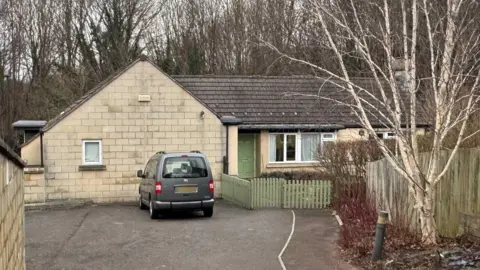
[249,180,254,210]
[372,211,389,261]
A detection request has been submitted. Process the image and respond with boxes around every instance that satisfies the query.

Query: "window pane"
[269,134,284,162]
[322,141,334,155]
[386,132,395,139]
[163,157,207,178]
[301,134,320,161]
[275,135,284,162]
[85,142,100,163]
[286,135,296,161]
[322,133,334,140]
[269,135,275,162]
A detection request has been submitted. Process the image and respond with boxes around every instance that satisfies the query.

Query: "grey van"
[137,151,215,219]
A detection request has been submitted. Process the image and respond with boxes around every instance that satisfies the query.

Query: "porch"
[226,124,341,179]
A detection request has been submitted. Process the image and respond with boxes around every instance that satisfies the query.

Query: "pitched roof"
[22,57,429,148]
[171,75,423,127]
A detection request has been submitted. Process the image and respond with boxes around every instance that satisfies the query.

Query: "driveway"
[283,209,356,270]
[26,201,293,270]
[26,201,353,270]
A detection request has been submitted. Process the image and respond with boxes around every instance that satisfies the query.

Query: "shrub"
[257,170,329,180]
[320,139,393,208]
[322,140,421,255]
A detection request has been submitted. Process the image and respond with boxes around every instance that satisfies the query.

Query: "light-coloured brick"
[123,145,136,152]
[96,185,111,192]
[76,192,90,198]
[81,119,95,126]
[123,133,136,139]
[110,185,124,191]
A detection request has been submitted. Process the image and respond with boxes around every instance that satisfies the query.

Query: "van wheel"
[203,207,213,218]
[139,194,147,210]
[149,199,158,219]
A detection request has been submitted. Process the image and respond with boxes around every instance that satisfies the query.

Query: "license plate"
[175,186,198,193]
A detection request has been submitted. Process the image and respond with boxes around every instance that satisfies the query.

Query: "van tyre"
[149,199,159,219]
[139,194,147,210]
[203,207,213,217]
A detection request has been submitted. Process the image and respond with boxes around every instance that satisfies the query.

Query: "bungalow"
[17,56,426,203]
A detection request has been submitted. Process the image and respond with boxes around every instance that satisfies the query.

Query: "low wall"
[24,167,221,204]
[24,168,46,203]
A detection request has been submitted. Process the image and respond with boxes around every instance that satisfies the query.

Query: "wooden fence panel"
[281,180,331,209]
[250,178,284,208]
[221,174,252,209]
[222,175,332,210]
[367,148,480,237]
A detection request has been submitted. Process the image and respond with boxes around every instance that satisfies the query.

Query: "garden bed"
[347,238,480,269]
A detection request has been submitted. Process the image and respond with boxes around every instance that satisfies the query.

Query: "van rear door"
[159,155,211,202]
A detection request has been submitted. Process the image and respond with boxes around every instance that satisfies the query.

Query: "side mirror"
[137,170,144,178]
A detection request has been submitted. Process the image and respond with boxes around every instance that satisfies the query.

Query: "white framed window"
[377,132,396,140]
[320,133,336,155]
[5,160,12,185]
[269,132,336,163]
[82,140,103,165]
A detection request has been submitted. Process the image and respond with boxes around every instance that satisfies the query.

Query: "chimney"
[392,58,409,91]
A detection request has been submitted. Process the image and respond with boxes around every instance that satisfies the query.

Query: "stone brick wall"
[1,150,25,269]
[26,60,225,203]
[24,168,45,203]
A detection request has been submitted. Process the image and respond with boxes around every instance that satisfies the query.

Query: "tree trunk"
[419,192,436,245]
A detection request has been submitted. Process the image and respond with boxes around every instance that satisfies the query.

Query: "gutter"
[238,124,345,130]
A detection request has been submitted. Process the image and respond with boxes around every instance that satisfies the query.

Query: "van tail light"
[209,180,214,193]
[155,182,162,194]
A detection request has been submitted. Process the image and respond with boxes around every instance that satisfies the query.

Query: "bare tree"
[76,0,163,81]
[263,0,480,245]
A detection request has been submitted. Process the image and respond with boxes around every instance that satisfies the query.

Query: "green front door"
[238,133,256,179]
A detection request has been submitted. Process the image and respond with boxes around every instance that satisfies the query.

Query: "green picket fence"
[282,180,332,209]
[221,174,253,209]
[221,174,332,209]
[251,178,284,208]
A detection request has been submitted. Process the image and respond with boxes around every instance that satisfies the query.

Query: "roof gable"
[42,58,220,132]
[22,57,220,147]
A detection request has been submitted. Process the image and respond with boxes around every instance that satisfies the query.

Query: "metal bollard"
[372,211,389,261]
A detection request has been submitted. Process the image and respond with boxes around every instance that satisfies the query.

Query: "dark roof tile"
[172,75,409,126]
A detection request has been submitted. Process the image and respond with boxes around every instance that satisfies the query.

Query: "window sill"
[79,165,106,171]
[266,162,319,169]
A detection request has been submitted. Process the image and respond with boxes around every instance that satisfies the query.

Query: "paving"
[26,201,353,270]
[282,209,357,270]
[26,201,293,270]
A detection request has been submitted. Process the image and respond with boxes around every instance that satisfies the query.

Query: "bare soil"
[344,237,480,270]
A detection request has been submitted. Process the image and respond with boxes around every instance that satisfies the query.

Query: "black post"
[225,126,229,174]
[40,131,44,167]
[372,211,389,261]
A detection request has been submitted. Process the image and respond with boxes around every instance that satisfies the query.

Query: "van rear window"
[162,157,208,178]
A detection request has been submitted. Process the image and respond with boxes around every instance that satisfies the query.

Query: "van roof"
[154,151,206,158]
